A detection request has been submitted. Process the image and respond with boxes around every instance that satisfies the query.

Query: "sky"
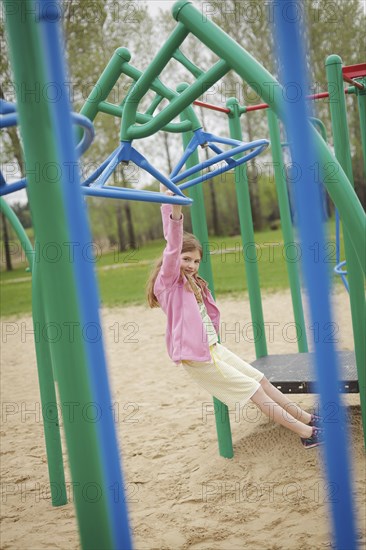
[146,0,177,13]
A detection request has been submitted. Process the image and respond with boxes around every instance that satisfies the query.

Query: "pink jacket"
[154,204,220,363]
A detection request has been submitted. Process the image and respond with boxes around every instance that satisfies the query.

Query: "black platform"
[251,351,359,394]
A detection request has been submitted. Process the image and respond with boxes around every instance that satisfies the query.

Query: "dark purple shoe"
[309,414,322,428]
[301,427,324,449]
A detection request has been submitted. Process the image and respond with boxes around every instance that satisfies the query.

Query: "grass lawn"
[0,220,345,317]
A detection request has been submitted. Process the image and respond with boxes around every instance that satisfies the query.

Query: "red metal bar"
[342,63,366,79]
[242,91,334,112]
[342,63,365,90]
[194,87,354,115]
[342,75,364,90]
[193,99,230,113]
[246,103,269,111]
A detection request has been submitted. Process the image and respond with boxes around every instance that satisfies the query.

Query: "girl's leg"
[212,345,313,425]
[251,385,312,439]
[260,376,312,424]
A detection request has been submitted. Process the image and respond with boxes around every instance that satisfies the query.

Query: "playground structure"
[2,0,365,549]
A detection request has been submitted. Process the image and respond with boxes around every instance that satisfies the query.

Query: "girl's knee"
[260,376,270,389]
[250,384,266,404]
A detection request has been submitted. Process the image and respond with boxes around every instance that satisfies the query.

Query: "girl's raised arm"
[160,184,182,220]
[155,185,184,290]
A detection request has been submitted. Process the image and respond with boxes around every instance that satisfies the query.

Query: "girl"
[146,185,323,449]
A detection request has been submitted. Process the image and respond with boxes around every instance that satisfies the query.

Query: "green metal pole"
[226,98,268,358]
[32,260,68,506]
[326,55,366,447]
[0,197,67,506]
[123,59,230,140]
[173,49,204,78]
[310,117,328,143]
[121,23,189,137]
[97,100,192,133]
[179,96,233,459]
[80,46,197,135]
[314,132,365,273]
[4,2,114,546]
[266,109,308,353]
[356,79,366,179]
[80,47,132,123]
[0,197,33,268]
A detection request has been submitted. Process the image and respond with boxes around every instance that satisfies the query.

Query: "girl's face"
[180,249,201,276]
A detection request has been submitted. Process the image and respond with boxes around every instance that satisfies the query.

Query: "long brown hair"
[146,231,208,308]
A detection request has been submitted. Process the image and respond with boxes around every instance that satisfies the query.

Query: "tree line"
[1,0,365,270]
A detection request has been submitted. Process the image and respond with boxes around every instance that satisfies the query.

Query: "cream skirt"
[182,342,264,408]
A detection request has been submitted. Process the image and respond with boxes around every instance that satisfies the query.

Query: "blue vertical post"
[272,2,357,549]
[39,1,132,548]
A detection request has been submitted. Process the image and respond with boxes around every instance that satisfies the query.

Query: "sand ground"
[1,289,365,549]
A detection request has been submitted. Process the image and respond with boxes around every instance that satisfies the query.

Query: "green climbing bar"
[266,109,308,353]
[227,98,267,358]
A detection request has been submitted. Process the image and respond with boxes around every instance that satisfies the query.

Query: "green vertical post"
[4,1,114,547]
[356,79,366,178]
[32,262,67,506]
[0,198,67,506]
[326,55,366,447]
[179,102,233,459]
[227,98,267,358]
[266,109,308,352]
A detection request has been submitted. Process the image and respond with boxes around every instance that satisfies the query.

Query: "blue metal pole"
[39,2,132,548]
[272,2,357,549]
